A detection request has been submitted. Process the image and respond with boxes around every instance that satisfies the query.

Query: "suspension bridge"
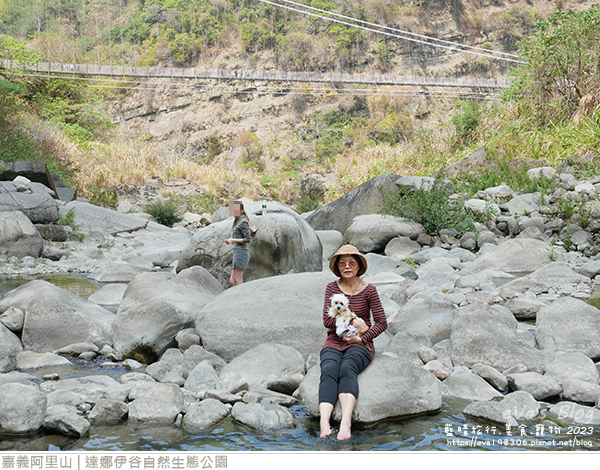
[1,59,511,92]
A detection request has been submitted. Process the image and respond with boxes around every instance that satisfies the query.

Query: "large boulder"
[0,211,44,261]
[297,354,441,423]
[460,238,552,274]
[39,375,123,405]
[0,383,47,434]
[344,215,425,253]
[305,173,399,233]
[0,184,59,224]
[0,323,23,373]
[387,296,455,342]
[111,267,223,363]
[450,303,543,373]
[196,271,335,362]
[535,297,600,360]
[58,201,148,236]
[498,263,589,296]
[218,343,305,391]
[127,382,184,425]
[0,280,114,353]
[177,202,322,287]
[231,402,295,431]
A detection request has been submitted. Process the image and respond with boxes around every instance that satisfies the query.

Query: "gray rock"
[544,352,600,384]
[43,413,90,437]
[577,260,600,279]
[46,390,84,408]
[451,303,543,373]
[506,372,561,400]
[298,355,441,423]
[499,263,588,296]
[184,360,218,393]
[422,360,452,380]
[88,399,129,425]
[345,214,424,253]
[0,192,59,224]
[461,238,551,274]
[561,378,600,405]
[145,361,185,386]
[218,343,305,391]
[182,399,230,432]
[266,374,304,395]
[0,211,44,260]
[175,328,201,352]
[504,295,547,320]
[0,323,22,373]
[182,345,227,375]
[127,382,184,425]
[382,332,433,366]
[58,201,148,237]
[178,202,322,287]
[548,402,600,425]
[231,402,295,431]
[242,389,298,407]
[504,193,544,216]
[87,284,127,311]
[535,297,600,358]
[316,230,345,262]
[464,391,540,426]
[16,351,72,371]
[0,280,113,353]
[306,172,399,233]
[0,307,24,332]
[196,272,335,362]
[384,236,422,260]
[88,260,144,283]
[441,368,503,401]
[40,375,121,405]
[471,363,508,391]
[388,297,455,343]
[0,383,46,434]
[112,268,222,362]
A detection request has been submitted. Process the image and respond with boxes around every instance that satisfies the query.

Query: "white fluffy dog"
[328,293,360,338]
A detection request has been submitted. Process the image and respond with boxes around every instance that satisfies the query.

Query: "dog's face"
[330,293,349,314]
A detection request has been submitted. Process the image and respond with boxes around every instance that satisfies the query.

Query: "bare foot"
[319,420,333,438]
[337,423,352,440]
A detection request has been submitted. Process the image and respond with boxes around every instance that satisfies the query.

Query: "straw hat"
[329,244,368,277]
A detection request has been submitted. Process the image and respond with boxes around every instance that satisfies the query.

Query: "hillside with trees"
[0,0,599,215]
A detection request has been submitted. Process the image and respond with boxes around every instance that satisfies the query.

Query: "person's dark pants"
[318,346,372,405]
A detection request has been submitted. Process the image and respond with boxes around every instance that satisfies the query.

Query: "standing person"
[319,245,387,440]
[224,200,252,286]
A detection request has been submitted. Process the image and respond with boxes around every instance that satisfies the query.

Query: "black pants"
[318,346,372,405]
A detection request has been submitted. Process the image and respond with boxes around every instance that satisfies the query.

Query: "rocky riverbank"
[2,164,600,446]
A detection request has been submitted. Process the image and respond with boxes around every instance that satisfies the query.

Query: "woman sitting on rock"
[319,244,387,440]
[225,200,252,286]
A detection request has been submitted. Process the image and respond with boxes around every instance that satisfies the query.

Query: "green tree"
[504,7,600,125]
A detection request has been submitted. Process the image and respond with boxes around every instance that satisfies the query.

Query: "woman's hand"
[352,318,368,335]
[225,238,232,244]
[343,335,363,344]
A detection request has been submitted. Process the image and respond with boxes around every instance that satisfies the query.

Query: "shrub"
[145,198,182,227]
[381,179,475,236]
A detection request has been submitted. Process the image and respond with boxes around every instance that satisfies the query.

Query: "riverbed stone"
[382,332,433,366]
[298,354,441,423]
[16,351,72,371]
[561,378,600,405]
[231,402,295,432]
[535,297,600,359]
[387,297,455,343]
[196,271,335,362]
[0,280,114,353]
[471,363,508,392]
[0,323,22,373]
[0,211,44,261]
[460,238,551,274]
[544,352,600,384]
[0,307,24,332]
[506,372,561,400]
[0,382,47,434]
[548,402,600,425]
[498,263,588,296]
[88,399,129,425]
[218,343,305,391]
[43,413,90,437]
[127,382,184,425]
[40,375,121,405]
[450,303,543,373]
[182,398,230,432]
[111,267,222,363]
[384,236,422,260]
[345,214,424,253]
[441,368,503,401]
[184,360,218,393]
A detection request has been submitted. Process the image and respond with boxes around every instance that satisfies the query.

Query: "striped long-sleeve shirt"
[321,281,388,359]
